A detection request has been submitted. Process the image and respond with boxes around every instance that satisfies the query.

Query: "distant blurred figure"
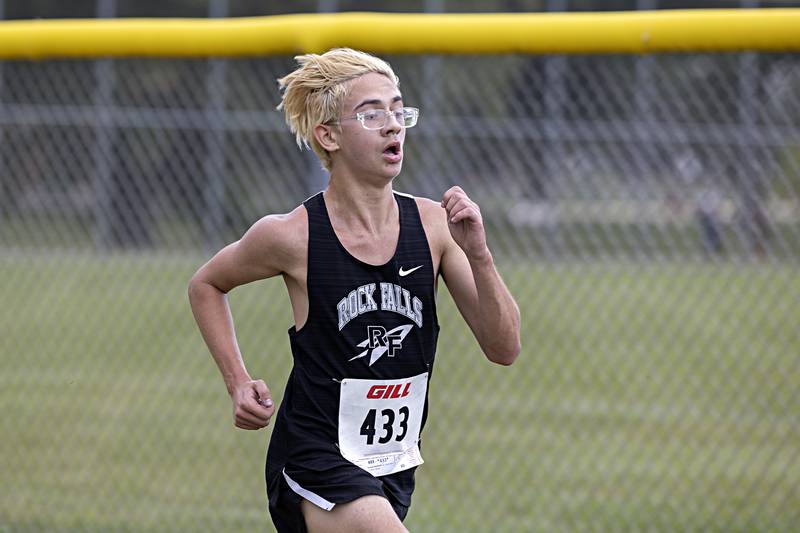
[696,187,725,257]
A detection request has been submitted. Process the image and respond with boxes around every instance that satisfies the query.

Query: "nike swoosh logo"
[399,265,423,277]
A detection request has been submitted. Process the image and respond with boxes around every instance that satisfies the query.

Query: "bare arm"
[433,187,521,365]
[188,211,302,429]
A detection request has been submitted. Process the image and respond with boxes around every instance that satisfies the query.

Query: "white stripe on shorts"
[282,468,336,511]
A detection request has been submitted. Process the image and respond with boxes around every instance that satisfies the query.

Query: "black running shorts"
[267,463,411,533]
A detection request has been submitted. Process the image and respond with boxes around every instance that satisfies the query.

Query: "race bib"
[338,373,428,477]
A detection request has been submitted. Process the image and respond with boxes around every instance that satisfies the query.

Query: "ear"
[313,123,340,154]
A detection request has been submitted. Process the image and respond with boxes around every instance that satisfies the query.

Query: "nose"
[382,111,403,136]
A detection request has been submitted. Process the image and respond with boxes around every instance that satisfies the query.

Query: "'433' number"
[359,406,410,445]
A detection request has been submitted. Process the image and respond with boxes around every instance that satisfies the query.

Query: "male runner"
[188,48,521,533]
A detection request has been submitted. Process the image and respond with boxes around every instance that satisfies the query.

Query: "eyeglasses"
[336,107,419,130]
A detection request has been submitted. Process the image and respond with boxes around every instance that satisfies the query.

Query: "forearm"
[188,278,251,395]
[468,251,521,365]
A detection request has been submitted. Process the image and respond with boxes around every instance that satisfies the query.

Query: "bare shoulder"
[247,203,307,243]
[243,203,307,265]
[414,196,448,231]
[191,203,308,292]
[413,195,452,262]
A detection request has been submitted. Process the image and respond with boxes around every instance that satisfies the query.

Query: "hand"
[230,379,275,430]
[441,186,489,261]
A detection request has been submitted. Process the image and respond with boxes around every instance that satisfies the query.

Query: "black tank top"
[266,190,439,503]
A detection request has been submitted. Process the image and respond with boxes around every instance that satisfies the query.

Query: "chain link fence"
[1,53,799,532]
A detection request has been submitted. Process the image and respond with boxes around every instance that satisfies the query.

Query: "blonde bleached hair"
[277,48,399,171]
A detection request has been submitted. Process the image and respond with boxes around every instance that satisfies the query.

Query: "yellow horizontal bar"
[0,9,798,59]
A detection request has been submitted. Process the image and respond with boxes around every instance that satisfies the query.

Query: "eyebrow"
[353,95,403,112]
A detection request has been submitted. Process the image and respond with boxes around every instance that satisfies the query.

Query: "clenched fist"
[231,379,275,430]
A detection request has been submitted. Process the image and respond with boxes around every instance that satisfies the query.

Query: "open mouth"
[383,142,402,163]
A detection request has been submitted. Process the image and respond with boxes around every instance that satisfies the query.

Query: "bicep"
[440,239,481,332]
[420,196,481,332]
[193,218,285,293]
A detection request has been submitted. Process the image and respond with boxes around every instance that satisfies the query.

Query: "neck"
[324,175,396,234]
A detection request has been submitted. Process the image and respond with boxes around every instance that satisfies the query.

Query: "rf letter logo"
[350,324,414,366]
[367,325,403,357]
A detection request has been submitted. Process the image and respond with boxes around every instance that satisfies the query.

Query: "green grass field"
[1,253,798,532]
